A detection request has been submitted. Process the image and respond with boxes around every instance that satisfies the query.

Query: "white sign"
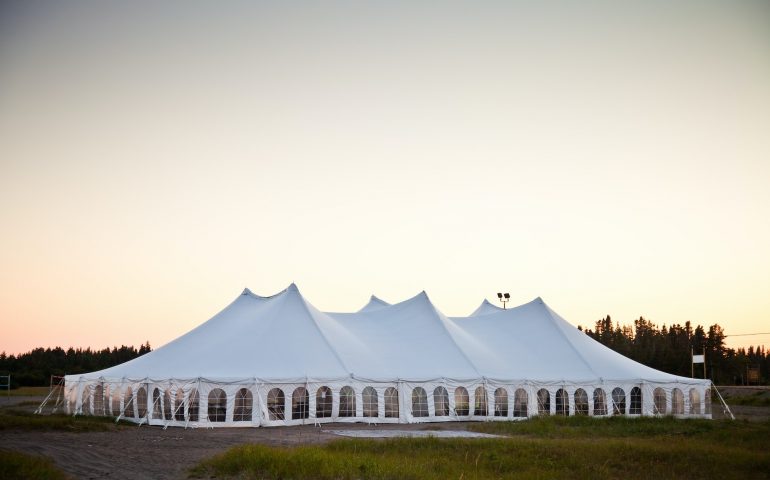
[692,354,705,363]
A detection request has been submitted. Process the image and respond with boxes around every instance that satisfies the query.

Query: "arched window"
[188,389,200,422]
[433,387,449,416]
[234,388,252,422]
[689,389,701,414]
[412,387,428,417]
[316,386,332,418]
[111,387,121,416]
[474,387,488,416]
[611,388,625,415]
[267,388,285,420]
[137,387,148,419]
[93,384,104,416]
[208,388,227,422]
[494,388,508,417]
[537,389,550,415]
[163,390,172,420]
[653,388,666,414]
[81,387,91,415]
[574,389,589,415]
[152,388,163,419]
[454,387,469,416]
[630,387,642,415]
[672,388,684,414]
[513,388,528,417]
[593,388,607,416]
[123,387,134,418]
[292,387,309,419]
[384,387,399,418]
[339,386,356,417]
[705,388,711,415]
[363,387,378,417]
[175,389,185,421]
[555,389,569,416]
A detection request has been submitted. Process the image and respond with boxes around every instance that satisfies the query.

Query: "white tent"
[65,284,712,427]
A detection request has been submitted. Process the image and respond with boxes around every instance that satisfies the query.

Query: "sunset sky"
[1,0,769,356]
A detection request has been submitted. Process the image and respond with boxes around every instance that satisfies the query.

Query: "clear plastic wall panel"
[537,389,550,415]
[81,386,91,415]
[494,388,508,417]
[555,389,569,416]
[93,385,104,416]
[672,388,684,414]
[433,387,450,416]
[629,387,642,415]
[593,389,607,416]
[163,390,172,420]
[316,386,333,418]
[234,388,253,422]
[189,389,200,422]
[384,387,399,418]
[412,387,429,417]
[574,388,589,415]
[689,389,701,414]
[362,387,378,418]
[137,387,148,419]
[705,388,711,415]
[208,388,227,422]
[474,387,488,416]
[152,388,163,419]
[111,388,121,416]
[267,388,285,421]
[611,388,625,415]
[513,388,528,417]
[175,389,185,421]
[104,385,112,416]
[653,388,666,414]
[123,387,134,418]
[339,386,356,417]
[454,387,469,416]
[292,387,309,420]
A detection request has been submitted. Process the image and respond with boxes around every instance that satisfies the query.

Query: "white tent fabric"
[65,285,712,427]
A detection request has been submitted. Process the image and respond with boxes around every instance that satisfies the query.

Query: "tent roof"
[70,284,706,385]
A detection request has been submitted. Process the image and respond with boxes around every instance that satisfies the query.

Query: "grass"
[190,417,770,479]
[0,451,69,480]
[721,390,770,407]
[0,407,129,432]
[1,386,51,397]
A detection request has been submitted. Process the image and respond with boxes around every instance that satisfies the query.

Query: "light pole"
[497,292,510,309]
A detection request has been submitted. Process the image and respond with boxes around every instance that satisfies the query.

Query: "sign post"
[692,348,706,379]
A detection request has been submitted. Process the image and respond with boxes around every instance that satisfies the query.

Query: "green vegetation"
[1,386,50,397]
[720,390,770,407]
[0,343,151,387]
[191,417,770,479]
[581,316,768,385]
[0,407,128,432]
[0,451,69,480]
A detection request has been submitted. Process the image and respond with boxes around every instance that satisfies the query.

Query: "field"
[0,388,768,479]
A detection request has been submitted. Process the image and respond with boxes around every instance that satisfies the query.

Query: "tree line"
[580,316,768,385]
[0,343,152,387]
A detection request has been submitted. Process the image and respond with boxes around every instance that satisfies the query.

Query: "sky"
[1,0,769,356]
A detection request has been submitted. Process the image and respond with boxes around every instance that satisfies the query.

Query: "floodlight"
[504,293,510,299]
[497,293,502,299]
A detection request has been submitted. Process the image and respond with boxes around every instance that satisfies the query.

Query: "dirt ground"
[1,387,768,480]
